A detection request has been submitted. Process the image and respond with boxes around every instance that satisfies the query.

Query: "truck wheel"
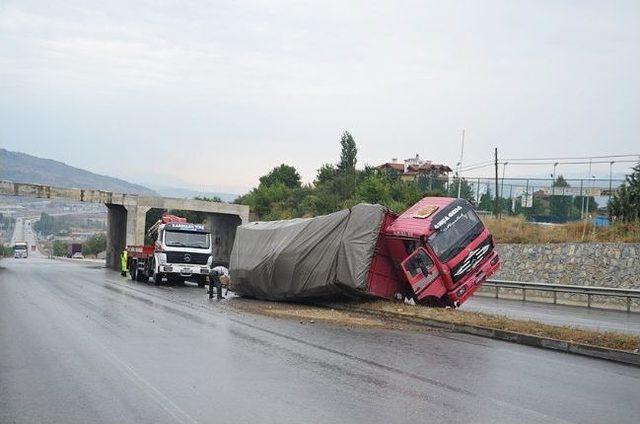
[420,296,448,308]
[154,273,163,286]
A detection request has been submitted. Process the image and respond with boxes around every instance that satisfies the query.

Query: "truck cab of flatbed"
[127,216,214,286]
[154,222,213,284]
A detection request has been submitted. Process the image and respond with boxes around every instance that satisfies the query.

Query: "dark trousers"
[209,274,223,299]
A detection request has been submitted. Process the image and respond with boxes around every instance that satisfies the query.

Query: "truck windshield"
[427,206,483,262]
[164,231,210,249]
[14,245,27,250]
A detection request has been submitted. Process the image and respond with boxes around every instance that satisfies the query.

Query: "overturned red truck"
[230,197,500,307]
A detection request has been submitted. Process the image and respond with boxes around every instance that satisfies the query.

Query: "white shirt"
[211,266,229,277]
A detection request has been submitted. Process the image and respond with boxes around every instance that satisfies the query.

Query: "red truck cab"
[370,197,500,307]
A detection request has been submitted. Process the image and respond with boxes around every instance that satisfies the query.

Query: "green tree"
[609,162,640,222]
[380,167,401,182]
[0,213,15,234]
[83,233,106,256]
[34,212,55,236]
[338,131,357,174]
[416,173,446,192]
[235,129,458,220]
[447,176,474,202]
[356,175,391,205]
[388,180,425,212]
[195,195,223,203]
[0,244,12,257]
[315,163,338,185]
[549,176,572,220]
[259,164,302,189]
[53,240,69,257]
[478,189,493,212]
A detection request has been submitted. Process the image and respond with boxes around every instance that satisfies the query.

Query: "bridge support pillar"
[125,205,150,247]
[106,204,127,270]
[205,213,243,266]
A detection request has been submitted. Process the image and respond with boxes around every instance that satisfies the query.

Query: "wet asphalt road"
[1,258,640,424]
[465,296,640,335]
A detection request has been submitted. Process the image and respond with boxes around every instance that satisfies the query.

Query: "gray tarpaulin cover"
[229,203,387,301]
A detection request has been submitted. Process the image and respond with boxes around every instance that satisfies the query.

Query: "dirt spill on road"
[224,298,434,333]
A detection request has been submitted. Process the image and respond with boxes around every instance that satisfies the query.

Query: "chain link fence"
[459,177,625,223]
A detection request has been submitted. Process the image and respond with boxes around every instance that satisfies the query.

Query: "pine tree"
[337,131,357,173]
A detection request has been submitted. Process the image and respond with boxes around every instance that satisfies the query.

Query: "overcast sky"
[1,0,639,193]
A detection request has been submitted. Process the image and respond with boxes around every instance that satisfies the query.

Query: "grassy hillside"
[0,148,156,196]
[484,216,640,243]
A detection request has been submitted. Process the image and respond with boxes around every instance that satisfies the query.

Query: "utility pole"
[494,148,500,218]
[457,129,465,198]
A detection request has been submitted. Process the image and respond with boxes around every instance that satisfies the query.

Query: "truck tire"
[154,273,163,286]
[420,296,454,308]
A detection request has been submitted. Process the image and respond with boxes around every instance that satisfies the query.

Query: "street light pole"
[494,148,500,218]
[551,162,558,196]
[582,174,596,241]
[581,159,592,221]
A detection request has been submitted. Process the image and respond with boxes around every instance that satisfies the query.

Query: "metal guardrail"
[483,279,640,312]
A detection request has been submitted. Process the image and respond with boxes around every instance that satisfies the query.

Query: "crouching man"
[208,266,229,300]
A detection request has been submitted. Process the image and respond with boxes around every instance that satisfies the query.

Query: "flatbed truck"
[126,214,213,286]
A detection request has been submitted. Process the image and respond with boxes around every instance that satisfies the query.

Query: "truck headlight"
[456,286,467,297]
[157,253,167,264]
[207,255,213,266]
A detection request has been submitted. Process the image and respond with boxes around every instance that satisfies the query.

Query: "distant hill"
[0,148,156,196]
[150,185,239,202]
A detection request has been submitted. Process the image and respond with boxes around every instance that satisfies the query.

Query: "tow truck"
[126,214,213,286]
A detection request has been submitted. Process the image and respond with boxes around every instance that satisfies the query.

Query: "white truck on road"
[127,214,214,286]
[14,241,28,258]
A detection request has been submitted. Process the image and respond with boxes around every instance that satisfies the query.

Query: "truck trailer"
[126,214,213,286]
[230,197,500,307]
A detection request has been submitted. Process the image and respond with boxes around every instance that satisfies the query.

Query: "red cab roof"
[385,197,458,239]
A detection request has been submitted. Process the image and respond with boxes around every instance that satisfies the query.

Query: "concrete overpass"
[0,180,250,269]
